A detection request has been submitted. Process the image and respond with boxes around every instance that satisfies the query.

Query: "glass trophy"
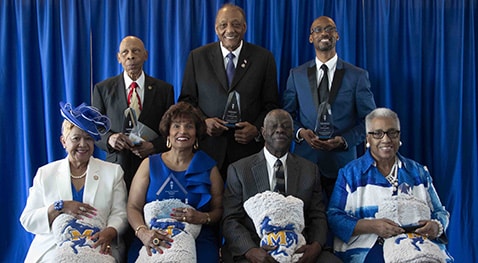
[222,91,241,128]
[156,173,189,204]
[314,102,334,140]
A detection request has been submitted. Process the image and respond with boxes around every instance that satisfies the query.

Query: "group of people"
[20,3,452,263]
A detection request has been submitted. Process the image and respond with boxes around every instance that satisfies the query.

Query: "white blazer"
[19,156,128,263]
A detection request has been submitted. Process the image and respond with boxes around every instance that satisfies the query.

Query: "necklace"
[70,171,87,179]
[385,159,399,192]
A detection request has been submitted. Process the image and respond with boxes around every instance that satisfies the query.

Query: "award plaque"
[314,102,334,140]
[222,91,241,128]
[156,173,189,204]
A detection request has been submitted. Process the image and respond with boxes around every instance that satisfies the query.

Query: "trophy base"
[224,123,238,129]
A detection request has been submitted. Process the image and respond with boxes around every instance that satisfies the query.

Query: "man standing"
[179,4,279,179]
[283,16,376,198]
[92,36,174,190]
[222,109,341,262]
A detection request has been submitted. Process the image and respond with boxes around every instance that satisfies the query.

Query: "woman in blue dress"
[127,102,224,262]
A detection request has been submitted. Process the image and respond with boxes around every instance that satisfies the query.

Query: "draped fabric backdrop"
[1,0,476,261]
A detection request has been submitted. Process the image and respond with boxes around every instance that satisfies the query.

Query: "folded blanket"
[375,183,448,263]
[243,191,306,263]
[52,212,115,262]
[136,199,201,263]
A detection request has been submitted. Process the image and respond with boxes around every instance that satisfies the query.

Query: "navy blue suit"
[283,58,376,180]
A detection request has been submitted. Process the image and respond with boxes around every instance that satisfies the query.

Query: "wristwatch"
[54,200,64,211]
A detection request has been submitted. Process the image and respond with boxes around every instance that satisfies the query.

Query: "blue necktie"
[226,52,236,87]
[274,159,285,194]
[319,64,329,103]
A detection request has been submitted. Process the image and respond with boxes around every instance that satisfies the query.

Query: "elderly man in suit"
[222,109,341,263]
[179,4,279,179]
[282,16,376,198]
[92,36,174,190]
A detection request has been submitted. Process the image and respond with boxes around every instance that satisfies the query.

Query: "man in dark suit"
[282,16,376,198]
[179,4,279,179]
[222,109,341,263]
[92,36,175,190]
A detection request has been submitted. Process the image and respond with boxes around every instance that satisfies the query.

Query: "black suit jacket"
[179,42,279,172]
[222,149,328,262]
[92,73,174,189]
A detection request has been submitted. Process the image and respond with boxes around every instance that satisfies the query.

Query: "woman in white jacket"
[20,102,128,262]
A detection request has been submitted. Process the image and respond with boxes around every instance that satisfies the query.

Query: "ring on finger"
[79,206,86,212]
[182,216,186,221]
[106,244,111,249]
[153,238,160,246]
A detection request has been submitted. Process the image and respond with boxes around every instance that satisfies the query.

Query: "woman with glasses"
[327,108,453,262]
[20,102,127,262]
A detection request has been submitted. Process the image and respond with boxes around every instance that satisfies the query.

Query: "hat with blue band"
[59,102,111,141]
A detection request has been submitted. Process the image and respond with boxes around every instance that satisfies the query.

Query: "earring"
[194,139,199,150]
[366,142,370,148]
[399,141,403,146]
[166,138,171,149]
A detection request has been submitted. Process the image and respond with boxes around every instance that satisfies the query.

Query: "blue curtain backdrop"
[1,0,476,261]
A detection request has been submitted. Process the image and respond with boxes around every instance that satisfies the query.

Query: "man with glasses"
[283,16,376,199]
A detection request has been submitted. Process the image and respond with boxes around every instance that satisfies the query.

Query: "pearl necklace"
[70,171,87,179]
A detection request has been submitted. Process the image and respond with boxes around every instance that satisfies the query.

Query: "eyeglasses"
[310,26,336,34]
[367,129,400,139]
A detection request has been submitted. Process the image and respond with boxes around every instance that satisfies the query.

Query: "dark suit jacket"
[222,149,327,262]
[179,42,279,172]
[282,58,376,178]
[92,73,174,189]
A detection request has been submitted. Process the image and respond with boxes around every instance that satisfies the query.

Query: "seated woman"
[127,102,224,262]
[20,102,128,262]
[327,108,453,263]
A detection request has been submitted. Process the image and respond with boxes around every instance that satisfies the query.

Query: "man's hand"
[296,241,321,263]
[315,136,346,151]
[234,121,259,144]
[244,247,278,263]
[108,133,133,151]
[131,141,154,159]
[205,117,228,137]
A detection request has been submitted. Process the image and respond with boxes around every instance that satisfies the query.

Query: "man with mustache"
[282,16,376,199]
[179,4,280,180]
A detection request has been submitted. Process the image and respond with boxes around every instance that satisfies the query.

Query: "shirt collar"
[123,71,145,90]
[315,53,338,72]
[220,40,243,59]
[263,147,288,169]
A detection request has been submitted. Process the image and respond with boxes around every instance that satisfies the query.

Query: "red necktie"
[127,82,142,114]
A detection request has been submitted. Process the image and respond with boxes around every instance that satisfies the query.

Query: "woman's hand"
[136,228,173,256]
[62,200,97,219]
[171,207,209,225]
[416,220,440,239]
[373,218,405,238]
[91,227,117,255]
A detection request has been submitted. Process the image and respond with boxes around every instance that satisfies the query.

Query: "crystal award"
[222,91,241,128]
[156,173,188,204]
[314,102,334,140]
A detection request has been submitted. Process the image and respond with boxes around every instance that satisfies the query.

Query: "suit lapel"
[307,64,319,108]
[83,157,99,204]
[57,158,73,200]
[231,42,250,90]
[285,154,300,196]
[251,151,271,192]
[139,75,155,121]
[209,43,229,91]
[329,60,345,104]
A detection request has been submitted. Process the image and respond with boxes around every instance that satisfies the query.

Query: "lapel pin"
[148,85,152,90]
[94,175,99,180]
[241,60,247,68]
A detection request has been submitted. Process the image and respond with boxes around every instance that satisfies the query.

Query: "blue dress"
[128,150,219,263]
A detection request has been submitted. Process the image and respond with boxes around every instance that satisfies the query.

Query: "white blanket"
[243,191,306,263]
[52,212,115,262]
[136,199,201,263]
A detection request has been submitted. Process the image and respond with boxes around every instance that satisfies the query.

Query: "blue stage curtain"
[1,0,476,261]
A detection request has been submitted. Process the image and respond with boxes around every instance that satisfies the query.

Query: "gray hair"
[365,108,400,132]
